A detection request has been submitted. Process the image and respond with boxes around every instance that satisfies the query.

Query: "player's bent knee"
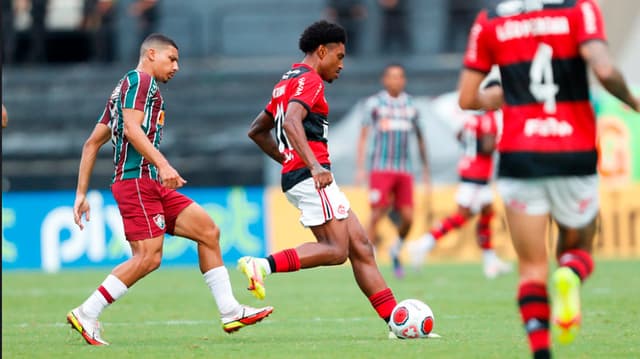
[130,252,162,275]
[144,253,163,273]
[207,225,221,242]
[326,246,349,265]
[193,224,221,247]
[149,258,162,273]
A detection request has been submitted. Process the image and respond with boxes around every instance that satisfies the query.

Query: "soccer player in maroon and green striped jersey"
[356,63,430,279]
[66,33,272,346]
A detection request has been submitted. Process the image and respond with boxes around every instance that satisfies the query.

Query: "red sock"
[476,211,494,249]
[431,213,467,240]
[518,281,550,359]
[368,288,397,323]
[268,248,301,273]
[558,249,594,282]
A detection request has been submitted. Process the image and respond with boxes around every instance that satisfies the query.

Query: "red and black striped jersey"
[463,0,606,178]
[458,110,499,184]
[264,63,330,191]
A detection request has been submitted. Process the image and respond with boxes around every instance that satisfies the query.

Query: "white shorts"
[285,177,351,227]
[497,175,599,228]
[455,182,494,214]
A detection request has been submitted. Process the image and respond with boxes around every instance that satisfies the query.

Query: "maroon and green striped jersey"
[97,70,165,183]
[362,90,422,173]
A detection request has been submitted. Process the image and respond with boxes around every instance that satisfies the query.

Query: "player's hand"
[311,164,333,189]
[158,164,187,189]
[73,194,90,230]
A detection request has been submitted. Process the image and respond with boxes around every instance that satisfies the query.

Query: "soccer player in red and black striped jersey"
[242,20,399,335]
[411,103,512,279]
[458,1,640,358]
[66,34,272,346]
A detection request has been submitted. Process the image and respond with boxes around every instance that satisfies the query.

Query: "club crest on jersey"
[153,214,165,230]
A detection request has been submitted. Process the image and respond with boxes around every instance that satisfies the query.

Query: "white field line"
[8,317,373,328]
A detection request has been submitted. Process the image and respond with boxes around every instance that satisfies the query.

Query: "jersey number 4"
[529,43,559,114]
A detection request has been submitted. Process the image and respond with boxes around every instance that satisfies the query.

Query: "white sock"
[483,249,498,264]
[419,233,436,251]
[203,266,241,316]
[390,237,404,256]
[81,274,128,319]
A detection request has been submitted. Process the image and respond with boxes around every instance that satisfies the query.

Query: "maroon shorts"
[369,170,414,210]
[111,178,193,241]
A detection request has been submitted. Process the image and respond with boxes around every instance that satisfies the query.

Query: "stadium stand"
[1,0,468,191]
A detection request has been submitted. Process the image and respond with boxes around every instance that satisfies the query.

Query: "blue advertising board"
[2,187,268,272]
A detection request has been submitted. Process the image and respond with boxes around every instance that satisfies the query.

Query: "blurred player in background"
[411,99,512,279]
[458,0,640,358]
[2,104,8,128]
[243,20,399,335]
[67,33,272,346]
[356,63,430,278]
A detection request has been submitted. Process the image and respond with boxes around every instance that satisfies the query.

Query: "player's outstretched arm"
[248,110,285,164]
[580,40,640,112]
[74,123,111,229]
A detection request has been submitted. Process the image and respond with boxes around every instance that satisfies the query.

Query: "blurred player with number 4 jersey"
[457,0,640,358]
[411,102,512,279]
[243,20,400,335]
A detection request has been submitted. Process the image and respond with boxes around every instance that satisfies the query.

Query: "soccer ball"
[389,299,435,339]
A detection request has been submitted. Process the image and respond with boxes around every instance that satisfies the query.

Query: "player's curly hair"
[299,20,347,54]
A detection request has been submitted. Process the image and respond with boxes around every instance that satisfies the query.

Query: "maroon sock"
[267,248,301,273]
[476,211,494,249]
[558,249,594,282]
[368,288,397,323]
[431,213,467,240]
[518,281,550,359]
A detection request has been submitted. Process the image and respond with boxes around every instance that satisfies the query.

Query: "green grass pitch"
[3,260,639,358]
